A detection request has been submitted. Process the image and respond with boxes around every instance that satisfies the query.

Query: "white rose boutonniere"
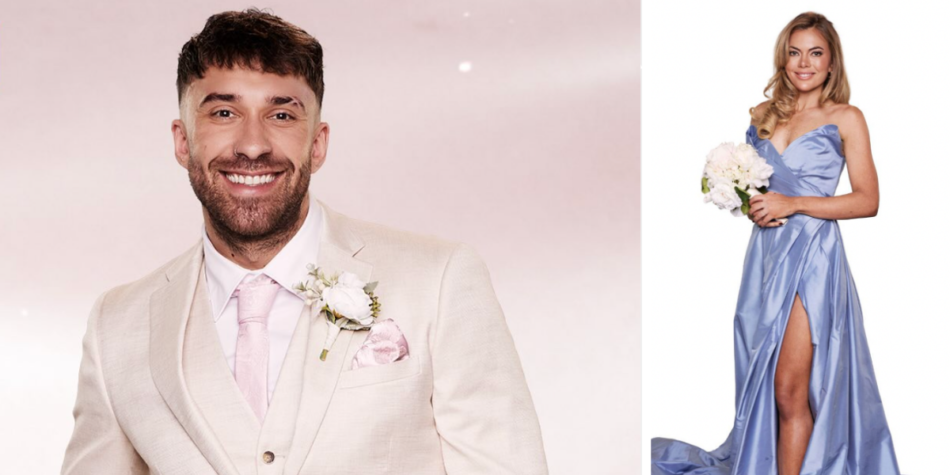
[294,265,381,361]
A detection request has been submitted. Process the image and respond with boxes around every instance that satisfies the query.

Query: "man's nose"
[233,116,272,160]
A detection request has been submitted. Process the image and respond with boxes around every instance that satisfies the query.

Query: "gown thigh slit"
[774,293,815,475]
[774,293,813,422]
[652,125,899,475]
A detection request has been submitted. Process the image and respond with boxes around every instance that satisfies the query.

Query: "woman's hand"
[748,192,797,227]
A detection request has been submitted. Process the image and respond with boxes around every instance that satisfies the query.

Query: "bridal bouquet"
[701,142,782,222]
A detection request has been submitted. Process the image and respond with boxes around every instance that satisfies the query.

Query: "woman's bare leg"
[775,294,814,475]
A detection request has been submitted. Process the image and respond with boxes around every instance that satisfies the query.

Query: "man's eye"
[274,112,294,121]
[213,110,233,118]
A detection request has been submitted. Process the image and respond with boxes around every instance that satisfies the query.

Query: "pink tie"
[234,274,280,422]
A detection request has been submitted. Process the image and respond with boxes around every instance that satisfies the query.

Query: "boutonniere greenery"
[294,264,380,361]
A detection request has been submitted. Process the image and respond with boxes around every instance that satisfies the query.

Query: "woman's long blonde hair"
[753,12,850,139]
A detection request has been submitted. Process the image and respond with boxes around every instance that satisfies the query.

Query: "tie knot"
[235,274,280,325]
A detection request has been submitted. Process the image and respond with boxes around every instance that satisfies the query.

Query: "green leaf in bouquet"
[757,186,768,195]
[734,186,750,201]
[702,176,710,194]
[363,281,379,293]
[735,186,752,216]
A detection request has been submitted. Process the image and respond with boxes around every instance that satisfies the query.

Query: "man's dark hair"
[176,8,325,107]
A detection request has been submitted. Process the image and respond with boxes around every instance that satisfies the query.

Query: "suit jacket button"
[263,451,275,464]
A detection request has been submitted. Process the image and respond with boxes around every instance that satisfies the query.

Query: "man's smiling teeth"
[226,173,276,186]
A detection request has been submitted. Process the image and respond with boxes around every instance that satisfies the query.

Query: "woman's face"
[784,27,833,93]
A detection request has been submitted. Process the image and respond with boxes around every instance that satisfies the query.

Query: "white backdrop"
[0,1,639,473]
[643,1,948,474]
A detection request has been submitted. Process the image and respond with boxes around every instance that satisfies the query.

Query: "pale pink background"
[0,1,640,473]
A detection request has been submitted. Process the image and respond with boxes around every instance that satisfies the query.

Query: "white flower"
[337,272,366,290]
[706,142,736,166]
[733,143,758,169]
[322,272,374,325]
[709,182,742,211]
[748,160,774,188]
[704,164,731,187]
[704,144,735,183]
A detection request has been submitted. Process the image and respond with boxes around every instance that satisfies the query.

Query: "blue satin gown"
[651,125,900,475]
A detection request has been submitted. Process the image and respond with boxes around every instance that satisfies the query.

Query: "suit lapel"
[283,202,373,474]
[150,241,242,475]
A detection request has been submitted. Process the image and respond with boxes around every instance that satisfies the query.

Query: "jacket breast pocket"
[337,357,421,389]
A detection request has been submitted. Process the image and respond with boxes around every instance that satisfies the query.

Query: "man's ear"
[310,121,329,173]
[171,119,190,169]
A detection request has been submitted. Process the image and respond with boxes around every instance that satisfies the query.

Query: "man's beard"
[187,151,311,255]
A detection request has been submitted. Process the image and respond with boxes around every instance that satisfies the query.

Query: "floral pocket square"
[351,319,410,370]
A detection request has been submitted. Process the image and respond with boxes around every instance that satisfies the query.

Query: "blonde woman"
[652,12,900,475]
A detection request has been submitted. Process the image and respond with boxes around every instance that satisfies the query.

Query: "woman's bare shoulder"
[829,103,867,137]
[832,103,865,122]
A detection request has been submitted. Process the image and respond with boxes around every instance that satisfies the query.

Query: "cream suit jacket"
[61,201,548,475]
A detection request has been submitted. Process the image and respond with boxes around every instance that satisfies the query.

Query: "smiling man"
[61,9,547,475]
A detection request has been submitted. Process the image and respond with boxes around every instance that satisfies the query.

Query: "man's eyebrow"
[268,95,306,112]
[199,93,239,107]
[197,93,306,112]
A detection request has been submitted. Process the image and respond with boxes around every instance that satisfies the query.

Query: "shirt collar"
[202,201,323,322]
